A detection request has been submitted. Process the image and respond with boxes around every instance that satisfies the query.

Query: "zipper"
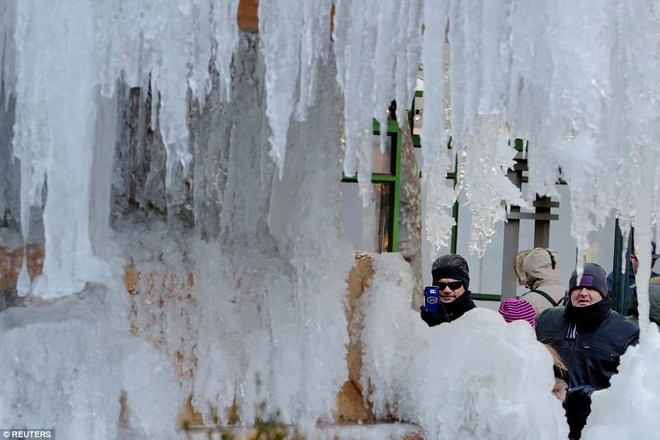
[566,323,579,373]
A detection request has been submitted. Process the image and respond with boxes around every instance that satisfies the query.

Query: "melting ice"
[1,0,660,439]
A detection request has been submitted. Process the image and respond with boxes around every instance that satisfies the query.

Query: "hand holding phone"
[424,286,440,314]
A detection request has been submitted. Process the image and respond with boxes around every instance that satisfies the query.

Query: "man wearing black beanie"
[419,253,476,326]
[536,262,639,439]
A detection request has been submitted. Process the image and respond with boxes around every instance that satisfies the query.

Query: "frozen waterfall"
[1,0,660,439]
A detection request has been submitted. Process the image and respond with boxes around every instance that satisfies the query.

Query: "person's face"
[552,378,567,401]
[435,278,466,303]
[570,287,602,307]
[630,254,657,271]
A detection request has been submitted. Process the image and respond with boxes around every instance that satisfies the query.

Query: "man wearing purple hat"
[536,262,639,439]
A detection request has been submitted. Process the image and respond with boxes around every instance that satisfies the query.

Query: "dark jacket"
[536,299,639,391]
[420,291,476,327]
[606,264,659,311]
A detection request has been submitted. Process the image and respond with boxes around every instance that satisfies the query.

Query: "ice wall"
[183,38,353,430]
[0,291,179,439]
[582,326,660,439]
[2,0,660,438]
[109,33,354,435]
[2,0,242,298]
[3,0,660,297]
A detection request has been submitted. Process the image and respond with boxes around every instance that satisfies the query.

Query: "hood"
[515,248,562,289]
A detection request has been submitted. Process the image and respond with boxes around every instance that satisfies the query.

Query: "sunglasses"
[435,280,464,291]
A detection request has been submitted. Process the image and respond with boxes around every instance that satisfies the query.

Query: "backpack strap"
[545,249,557,270]
[522,289,559,307]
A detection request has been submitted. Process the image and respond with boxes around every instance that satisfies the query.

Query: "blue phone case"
[424,286,440,313]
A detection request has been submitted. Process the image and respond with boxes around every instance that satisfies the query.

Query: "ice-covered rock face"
[0,290,180,440]
[1,0,660,438]
[1,4,355,435]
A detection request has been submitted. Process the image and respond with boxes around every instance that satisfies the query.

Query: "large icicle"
[142,0,195,189]
[0,0,16,105]
[459,116,527,257]
[13,0,107,298]
[258,0,304,179]
[295,0,333,121]
[333,0,423,206]
[210,0,240,102]
[420,0,455,255]
[211,0,239,101]
[259,0,333,179]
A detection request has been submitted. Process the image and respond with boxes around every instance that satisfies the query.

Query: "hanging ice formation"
[2,0,660,438]
[0,0,658,294]
[2,0,241,298]
[0,0,648,295]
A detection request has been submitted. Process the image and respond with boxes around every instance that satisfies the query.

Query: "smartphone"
[424,286,440,314]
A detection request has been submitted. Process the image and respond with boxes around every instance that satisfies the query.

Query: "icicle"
[334,0,423,207]
[210,0,240,102]
[476,0,514,116]
[421,0,454,255]
[333,0,369,178]
[0,0,17,109]
[16,254,30,295]
[259,0,304,179]
[12,0,50,296]
[15,145,32,296]
[295,0,333,121]
[372,0,398,133]
[356,128,373,207]
[628,136,660,342]
[531,1,616,247]
[394,1,424,133]
[461,116,526,257]
[517,1,558,136]
[447,0,478,146]
[149,1,196,189]
[15,0,100,298]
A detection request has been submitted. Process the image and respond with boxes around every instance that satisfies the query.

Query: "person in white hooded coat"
[514,248,566,317]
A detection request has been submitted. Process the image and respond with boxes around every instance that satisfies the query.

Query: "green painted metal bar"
[389,119,402,252]
[341,175,397,183]
[611,220,631,314]
[449,137,459,254]
[471,293,502,302]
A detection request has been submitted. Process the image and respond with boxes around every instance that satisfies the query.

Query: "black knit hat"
[431,254,470,290]
[568,263,608,298]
